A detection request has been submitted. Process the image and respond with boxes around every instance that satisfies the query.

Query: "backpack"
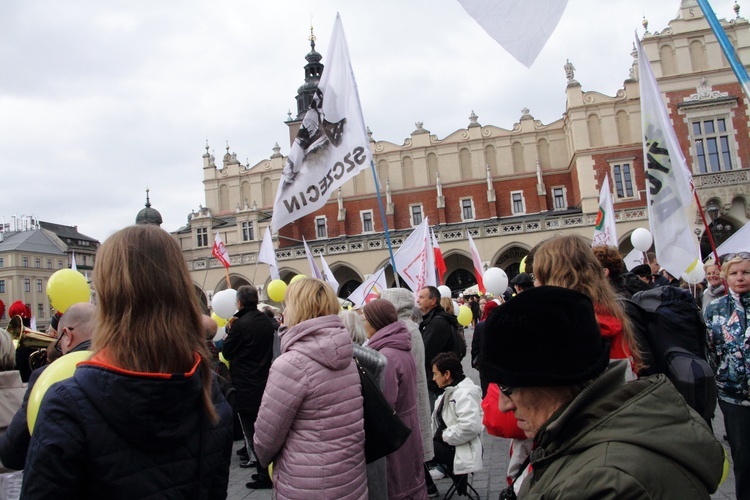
[630,287,717,425]
[436,311,467,361]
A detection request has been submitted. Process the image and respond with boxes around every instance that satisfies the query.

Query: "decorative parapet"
[693,169,749,187]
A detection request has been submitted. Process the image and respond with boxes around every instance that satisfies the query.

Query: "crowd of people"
[0,225,744,499]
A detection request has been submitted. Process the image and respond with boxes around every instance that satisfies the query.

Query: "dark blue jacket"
[21,354,233,499]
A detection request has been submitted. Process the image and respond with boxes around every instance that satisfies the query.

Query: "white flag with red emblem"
[212,233,230,269]
[393,217,436,292]
[347,267,388,307]
[592,173,618,247]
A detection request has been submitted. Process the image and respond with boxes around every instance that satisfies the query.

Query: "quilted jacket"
[22,352,233,499]
[253,315,367,500]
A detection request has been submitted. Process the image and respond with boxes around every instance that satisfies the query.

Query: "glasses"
[498,385,515,398]
[721,252,750,264]
[54,326,73,353]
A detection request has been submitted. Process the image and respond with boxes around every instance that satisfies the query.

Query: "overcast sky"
[0,0,741,242]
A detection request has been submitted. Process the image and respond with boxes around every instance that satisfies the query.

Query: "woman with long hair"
[22,224,233,498]
[533,235,643,374]
[361,299,427,499]
[254,278,367,500]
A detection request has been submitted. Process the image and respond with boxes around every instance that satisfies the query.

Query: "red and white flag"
[592,173,618,247]
[212,233,231,269]
[431,228,447,285]
[467,233,486,294]
[393,217,436,293]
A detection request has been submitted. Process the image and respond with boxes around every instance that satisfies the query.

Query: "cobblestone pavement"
[227,327,737,499]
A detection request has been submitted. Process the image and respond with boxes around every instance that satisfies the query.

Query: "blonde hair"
[440,297,454,315]
[92,225,217,422]
[340,309,366,345]
[0,329,16,371]
[721,256,747,280]
[283,278,340,328]
[534,235,643,372]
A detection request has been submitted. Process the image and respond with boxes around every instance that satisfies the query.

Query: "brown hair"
[362,299,399,332]
[92,225,217,422]
[533,235,643,372]
[283,278,340,327]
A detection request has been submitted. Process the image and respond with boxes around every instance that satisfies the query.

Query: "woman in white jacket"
[430,352,483,492]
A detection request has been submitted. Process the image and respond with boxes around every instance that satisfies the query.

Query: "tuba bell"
[7,315,57,371]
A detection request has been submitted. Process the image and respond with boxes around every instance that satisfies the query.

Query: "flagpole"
[696,0,750,102]
[225,267,231,290]
[369,159,399,278]
[693,191,722,265]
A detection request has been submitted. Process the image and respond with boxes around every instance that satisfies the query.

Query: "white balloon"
[683,265,706,285]
[452,300,460,316]
[483,267,509,296]
[438,285,452,299]
[631,228,653,252]
[211,288,237,319]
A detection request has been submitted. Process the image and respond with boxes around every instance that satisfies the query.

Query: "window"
[37,304,44,318]
[410,205,423,226]
[316,217,328,239]
[46,259,52,269]
[0,280,4,293]
[35,258,40,268]
[82,255,87,266]
[511,191,526,215]
[241,221,254,242]
[58,260,64,269]
[613,163,635,199]
[361,211,373,233]
[692,118,733,173]
[461,199,474,220]
[196,227,208,247]
[22,257,28,267]
[24,279,30,292]
[37,279,43,292]
[0,258,3,268]
[552,187,567,210]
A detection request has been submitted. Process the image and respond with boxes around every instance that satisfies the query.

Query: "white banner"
[320,255,340,293]
[393,217,436,292]
[302,237,323,280]
[271,14,372,232]
[257,227,280,280]
[637,36,700,278]
[347,267,388,307]
[592,173,618,247]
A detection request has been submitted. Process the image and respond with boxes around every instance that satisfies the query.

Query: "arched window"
[587,114,603,147]
[536,139,551,169]
[427,153,439,185]
[262,177,273,208]
[218,184,229,213]
[241,181,251,208]
[402,156,415,188]
[354,171,366,194]
[512,142,525,173]
[616,110,631,144]
[484,145,497,175]
[689,39,707,72]
[459,148,472,180]
[377,160,389,192]
[660,45,677,76]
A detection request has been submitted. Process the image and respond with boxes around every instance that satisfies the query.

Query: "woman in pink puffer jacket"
[254,278,368,499]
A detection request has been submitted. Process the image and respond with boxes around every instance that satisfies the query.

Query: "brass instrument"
[7,315,57,371]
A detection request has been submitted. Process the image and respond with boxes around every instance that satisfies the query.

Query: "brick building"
[175,0,750,307]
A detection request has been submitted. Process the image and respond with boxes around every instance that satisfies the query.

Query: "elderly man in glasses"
[0,302,95,471]
[482,286,723,499]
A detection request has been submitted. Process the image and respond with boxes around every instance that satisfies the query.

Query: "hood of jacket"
[442,376,482,402]
[367,320,412,353]
[280,314,353,371]
[74,354,211,452]
[530,360,723,493]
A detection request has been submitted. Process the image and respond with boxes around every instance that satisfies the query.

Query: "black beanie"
[481,286,610,388]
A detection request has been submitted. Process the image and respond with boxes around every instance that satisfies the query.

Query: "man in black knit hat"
[481,286,724,499]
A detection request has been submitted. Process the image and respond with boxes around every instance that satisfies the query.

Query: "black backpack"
[436,311,467,360]
[630,287,717,425]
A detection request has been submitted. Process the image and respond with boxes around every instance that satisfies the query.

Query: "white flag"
[319,255,340,293]
[393,217,436,293]
[457,0,569,68]
[271,14,372,232]
[347,267,388,307]
[592,173,619,247]
[70,250,77,271]
[302,237,323,280]
[623,249,645,271]
[636,36,700,278]
[467,233,486,294]
[258,228,280,280]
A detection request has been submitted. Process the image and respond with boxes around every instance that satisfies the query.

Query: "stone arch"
[484,145,498,175]
[377,160,389,192]
[218,184,230,213]
[328,262,363,298]
[616,110,631,144]
[215,274,252,292]
[402,156,415,188]
[262,177,273,208]
[587,114,603,147]
[443,250,478,293]
[193,284,209,314]
[660,44,677,76]
[353,170,366,194]
[241,181,251,208]
[427,153,439,185]
[459,148,472,180]
[689,39,707,72]
[512,142,525,173]
[491,244,531,282]
[536,139,551,169]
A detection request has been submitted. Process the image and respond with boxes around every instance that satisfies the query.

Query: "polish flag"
[431,229,447,285]
[467,233,485,294]
[212,233,230,268]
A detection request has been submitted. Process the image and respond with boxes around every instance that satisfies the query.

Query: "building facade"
[175,0,750,308]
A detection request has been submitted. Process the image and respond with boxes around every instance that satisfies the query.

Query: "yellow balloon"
[457,305,473,327]
[28,351,92,434]
[519,256,527,274]
[267,279,287,303]
[211,312,227,328]
[219,352,230,370]
[290,274,307,284]
[268,462,274,482]
[47,269,90,313]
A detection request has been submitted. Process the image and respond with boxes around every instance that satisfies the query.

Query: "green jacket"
[520,361,724,499]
